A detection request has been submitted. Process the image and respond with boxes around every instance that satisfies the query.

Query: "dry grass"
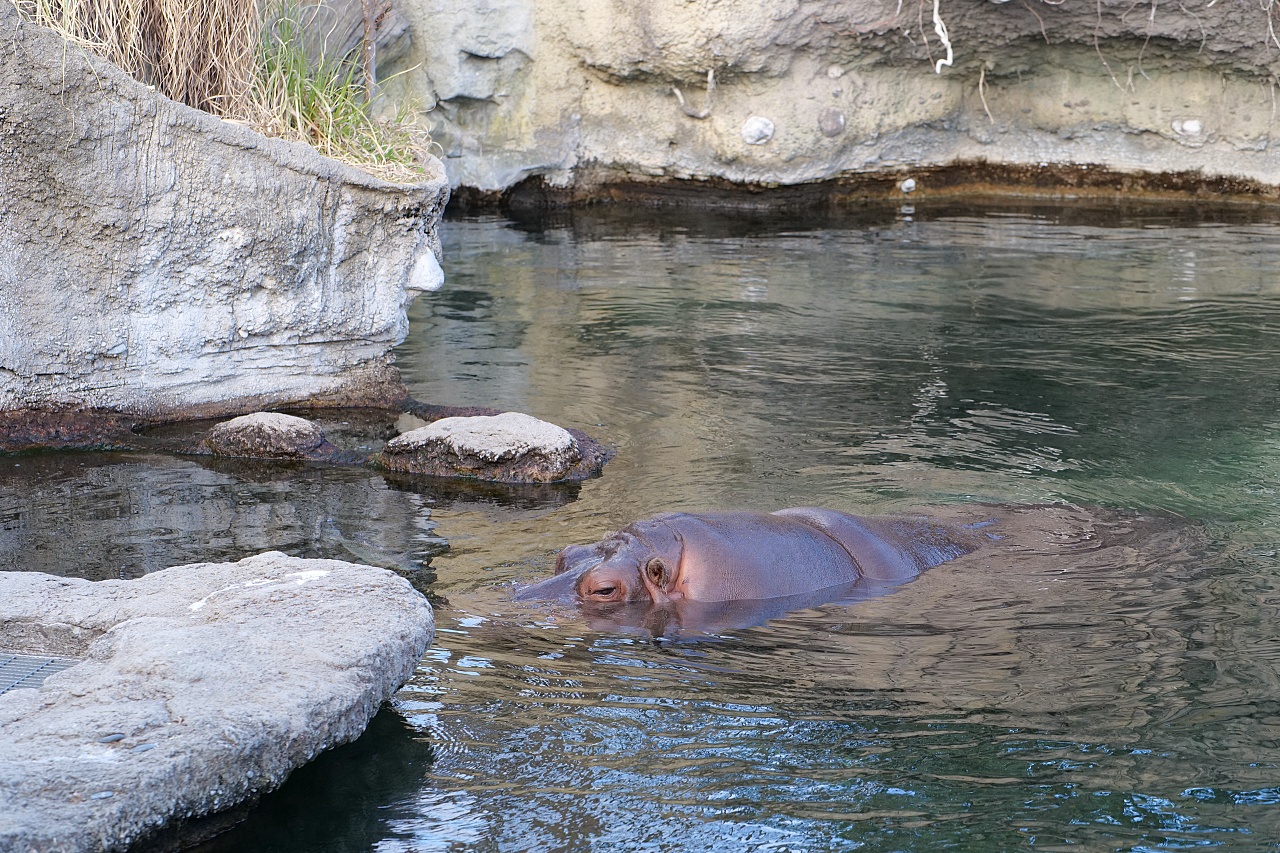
[14,0,258,114]
[14,0,429,178]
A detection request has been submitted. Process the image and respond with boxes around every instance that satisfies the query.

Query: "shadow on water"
[186,708,437,853]
[379,470,582,511]
[491,197,1280,241]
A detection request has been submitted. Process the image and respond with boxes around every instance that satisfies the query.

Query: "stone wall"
[0,1,449,419]
[381,0,1280,203]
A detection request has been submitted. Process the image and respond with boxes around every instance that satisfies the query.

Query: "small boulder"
[377,411,599,483]
[200,412,329,459]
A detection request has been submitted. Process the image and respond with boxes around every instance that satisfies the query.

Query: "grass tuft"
[14,0,429,179]
[247,3,430,180]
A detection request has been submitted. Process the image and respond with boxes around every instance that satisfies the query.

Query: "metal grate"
[0,651,79,694]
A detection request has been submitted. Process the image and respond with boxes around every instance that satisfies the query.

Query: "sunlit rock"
[0,553,434,852]
[201,412,330,459]
[393,0,1280,201]
[376,411,608,483]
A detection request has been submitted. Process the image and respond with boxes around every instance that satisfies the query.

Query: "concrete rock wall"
[0,1,449,418]
[382,0,1280,201]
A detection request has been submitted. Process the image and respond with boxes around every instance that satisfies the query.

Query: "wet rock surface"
[377,411,610,483]
[200,412,337,461]
[0,402,615,484]
[0,553,434,852]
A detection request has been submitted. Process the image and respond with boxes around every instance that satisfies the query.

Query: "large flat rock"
[0,553,435,852]
[0,0,448,418]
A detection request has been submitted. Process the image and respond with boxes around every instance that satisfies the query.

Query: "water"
[11,203,1280,850]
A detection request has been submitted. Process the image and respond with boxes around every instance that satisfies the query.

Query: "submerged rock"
[201,412,333,460]
[0,552,434,852]
[376,411,608,483]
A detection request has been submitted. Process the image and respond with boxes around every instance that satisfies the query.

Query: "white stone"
[1173,118,1203,136]
[900,178,917,193]
[741,116,776,145]
[388,411,575,462]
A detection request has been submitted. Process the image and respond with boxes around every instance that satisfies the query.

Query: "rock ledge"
[0,553,434,852]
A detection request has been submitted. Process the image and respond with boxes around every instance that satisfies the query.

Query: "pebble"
[97,733,125,743]
[741,116,775,145]
[819,107,846,138]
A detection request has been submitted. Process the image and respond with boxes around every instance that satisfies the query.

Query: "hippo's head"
[516,517,686,608]
[516,507,986,638]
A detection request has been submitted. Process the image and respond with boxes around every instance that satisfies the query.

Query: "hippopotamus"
[516,507,996,635]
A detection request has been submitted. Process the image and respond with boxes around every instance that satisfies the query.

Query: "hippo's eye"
[586,582,618,599]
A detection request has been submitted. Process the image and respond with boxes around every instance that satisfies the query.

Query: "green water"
[12,204,1280,851]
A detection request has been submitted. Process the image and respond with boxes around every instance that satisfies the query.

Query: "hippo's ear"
[645,557,672,590]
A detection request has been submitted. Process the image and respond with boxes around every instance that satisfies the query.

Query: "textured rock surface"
[381,0,1280,201]
[0,552,434,852]
[377,411,607,482]
[298,0,412,72]
[201,412,330,460]
[0,0,448,418]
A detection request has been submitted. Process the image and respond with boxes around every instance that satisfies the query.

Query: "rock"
[818,107,845,138]
[201,412,329,459]
[0,1,449,420]
[0,552,434,852]
[392,0,1280,203]
[376,411,607,483]
[296,0,412,71]
[740,116,776,145]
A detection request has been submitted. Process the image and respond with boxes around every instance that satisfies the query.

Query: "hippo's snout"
[516,541,610,602]
[513,567,580,602]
